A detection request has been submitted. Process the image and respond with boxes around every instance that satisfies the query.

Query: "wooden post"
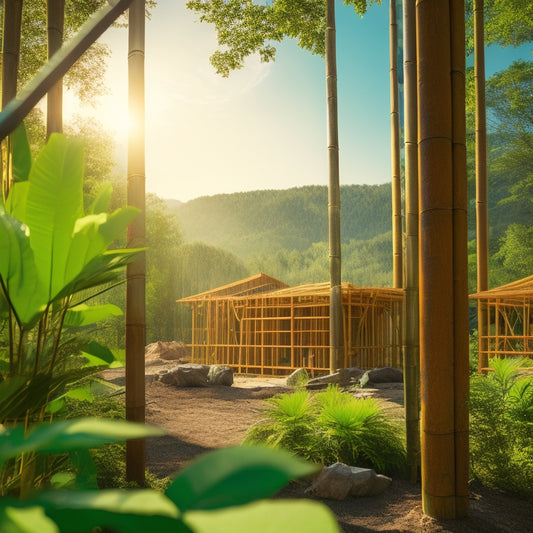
[46,0,64,137]
[1,0,23,108]
[390,0,402,290]
[417,0,469,519]
[326,0,343,374]
[474,0,489,372]
[126,0,146,485]
[402,0,420,484]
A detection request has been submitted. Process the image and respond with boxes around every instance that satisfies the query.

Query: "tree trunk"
[402,0,420,485]
[390,0,402,290]
[47,0,65,137]
[326,0,343,374]
[417,0,469,519]
[474,0,488,372]
[126,0,146,485]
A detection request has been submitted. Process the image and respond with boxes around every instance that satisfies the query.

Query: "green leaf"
[81,342,125,369]
[87,183,112,214]
[64,384,94,402]
[12,123,32,183]
[165,445,318,512]
[0,504,58,533]
[33,490,191,533]
[50,472,77,490]
[0,208,47,326]
[0,418,165,462]
[24,133,84,301]
[184,500,341,533]
[64,303,123,328]
[5,181,29,222]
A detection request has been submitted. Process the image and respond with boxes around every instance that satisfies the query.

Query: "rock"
[306,367,364,389]
[286,368,309,387]
[162,363,210,387]
[360,367,403,387]
[208,365,233,386]
[306,463,392,500]
[145,341,190,363]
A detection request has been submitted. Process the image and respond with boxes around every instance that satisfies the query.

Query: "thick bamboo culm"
[417,0,469,519]
[47,0,65,137]
[471,275,533,366]
[179,276,404,376]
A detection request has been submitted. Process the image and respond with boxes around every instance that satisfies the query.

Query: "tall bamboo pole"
[46,0,64,137]
[390,0,402,290]
[1,0,22,109]
[402,0,420,484]
[474,0,488,371]
[326,0,343,374]
[126,0,146,485]
[417,0,469,519]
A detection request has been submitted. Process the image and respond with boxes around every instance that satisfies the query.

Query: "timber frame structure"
[470,275,533,370]
[178,273,404,375]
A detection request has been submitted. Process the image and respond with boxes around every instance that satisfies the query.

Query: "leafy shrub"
[470,357,533,498]
[244,385,406,475]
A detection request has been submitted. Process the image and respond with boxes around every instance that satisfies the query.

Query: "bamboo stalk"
[326,0,343,374]
[402,0,420,484]
[1,0,23,109]
[126,0,146,486]
[417,0,469,519]
[46,0,64,137]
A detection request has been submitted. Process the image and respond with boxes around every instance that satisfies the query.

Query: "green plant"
[0,128,141,421]
[244,385,406,475]
[470,357,533,498]
[0,418,340,533]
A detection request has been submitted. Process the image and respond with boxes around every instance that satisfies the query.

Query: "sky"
[64,1,531,203]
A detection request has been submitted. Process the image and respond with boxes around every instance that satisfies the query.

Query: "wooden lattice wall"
[179,277,404,376]
[471,275,533,371]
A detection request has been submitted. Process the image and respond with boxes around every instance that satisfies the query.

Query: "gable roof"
[470,274,533,300]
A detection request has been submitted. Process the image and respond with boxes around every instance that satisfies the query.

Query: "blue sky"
[68,1,531,202]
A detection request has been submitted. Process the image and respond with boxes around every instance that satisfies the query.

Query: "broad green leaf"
[0,418,165,462]
[81,342,125,369]
[0,209,47,326]
[0,504,58,533]
[165,445,318,512]
[64,303,123,328]
[64,384,94,402]
[5,181,29,221]
[33,490,191,533]
[12,123,32,183]
[50,472,77,489]
[87,183,113,215]
[24,133,84,300]
[184,500,341,533]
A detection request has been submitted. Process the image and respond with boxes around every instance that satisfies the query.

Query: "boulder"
[208,365,233,386]
[306,463,392,500]
[145,341,189,363]
[286,368,309,387]
[360,367,403,387]
[306,367,365,390]
[161,363,210,387]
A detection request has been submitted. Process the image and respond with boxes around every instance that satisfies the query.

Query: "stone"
[145,341,189,363]
[286,368,309,387]
[360,367,403,387]
[306,462,392,500]
[306,367,364,390]
[208,365,233,386]
[162,363,210,387]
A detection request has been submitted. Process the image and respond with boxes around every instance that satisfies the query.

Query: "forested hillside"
[169,184,392,259]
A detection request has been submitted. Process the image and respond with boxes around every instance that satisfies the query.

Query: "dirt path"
[103,366,532,532]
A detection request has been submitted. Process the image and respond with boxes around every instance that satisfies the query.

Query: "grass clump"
[470,357,533,499]
[244,385,405,475]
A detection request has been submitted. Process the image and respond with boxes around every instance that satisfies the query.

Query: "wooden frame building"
[470,275,533,370]
[178,273,404,375]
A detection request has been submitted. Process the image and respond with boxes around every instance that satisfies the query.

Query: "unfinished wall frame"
[178,273,404,376]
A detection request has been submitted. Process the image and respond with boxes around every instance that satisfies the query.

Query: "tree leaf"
[80,342,124,369]
[24,134,84,301]
[12,122,32,183]
[0,418,165,462]
[87,183,113,215]
[165,445,318,512]
[0,504,58,533]
[184,499,341,533]
[64,303,123,327]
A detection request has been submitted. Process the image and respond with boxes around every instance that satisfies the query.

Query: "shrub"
[244,385,405,475]
[470,357,533,498]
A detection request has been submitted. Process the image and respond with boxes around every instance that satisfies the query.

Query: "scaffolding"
[178,273,404,376]
[470,275,533,369]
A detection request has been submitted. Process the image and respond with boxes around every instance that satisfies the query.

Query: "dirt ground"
[104,364,532,532]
